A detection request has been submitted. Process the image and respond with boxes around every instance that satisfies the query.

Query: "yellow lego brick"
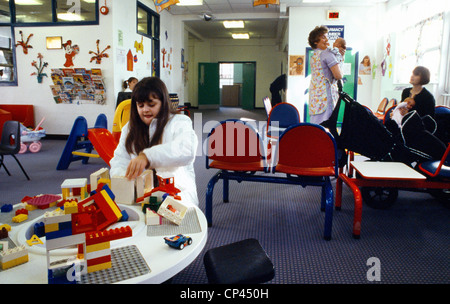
[1,255,29,270]
[25,204,38,211]
[87,261,112,273]
[0,224,11,232]
[61,188,70,200]
[12,214,28,223]
[101,189,123,220]
[64,201,78,214]
[45,223,59,234]
[86,241,110,253]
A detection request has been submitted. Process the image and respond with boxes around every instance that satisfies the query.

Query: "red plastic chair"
[205,120,268,226]
[273,123,338,240]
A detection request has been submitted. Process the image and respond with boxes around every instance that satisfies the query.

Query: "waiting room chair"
[205,119,269,225]
[266,102,300,139]
[273,123,338,240]
[418,143,450,178]
[0,120,30,180]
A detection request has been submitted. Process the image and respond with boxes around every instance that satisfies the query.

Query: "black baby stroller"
[321,90,449,209]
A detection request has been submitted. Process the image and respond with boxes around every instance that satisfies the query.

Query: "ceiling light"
[232,33,250,40]
[57,13,84,21]
[223,21,245,29]
[302,0,331,3]
[177,0,204,6]
[14,0,43,5]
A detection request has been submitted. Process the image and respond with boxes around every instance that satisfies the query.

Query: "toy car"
[164,234,192,250]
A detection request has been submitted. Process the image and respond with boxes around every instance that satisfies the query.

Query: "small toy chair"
[383,104,397,125]
[112,99,131,143]
[0,120,30,180]
[204,239,275,284]
[273,123,338,240]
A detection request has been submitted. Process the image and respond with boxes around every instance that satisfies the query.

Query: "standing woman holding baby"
[307,26,344,124]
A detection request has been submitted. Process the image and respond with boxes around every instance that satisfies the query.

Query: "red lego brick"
[85,226,132,246]
[15,209,28,216]
[86,255,111,267]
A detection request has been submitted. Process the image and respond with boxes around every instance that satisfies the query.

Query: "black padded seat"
[203,238,275,284]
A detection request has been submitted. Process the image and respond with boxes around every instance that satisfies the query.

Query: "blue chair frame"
[205,120,339,240]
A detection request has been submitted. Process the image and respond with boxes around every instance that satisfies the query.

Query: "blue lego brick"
[34,222,45,238]
[45,228,73,240]
[1,204,13,213]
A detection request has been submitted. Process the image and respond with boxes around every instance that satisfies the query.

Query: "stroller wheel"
[428,189,450,208]
[361,187,398,209]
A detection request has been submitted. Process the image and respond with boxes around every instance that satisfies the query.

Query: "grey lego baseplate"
[79,245,151,284]
[146,208,202,236]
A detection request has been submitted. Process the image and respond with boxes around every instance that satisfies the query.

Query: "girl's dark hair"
[413,66,431,85]
[308,25,328,49]
[125,77,177,155]
[123,77,138,90]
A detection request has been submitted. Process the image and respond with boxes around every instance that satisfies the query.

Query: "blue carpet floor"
[1,107,448,284]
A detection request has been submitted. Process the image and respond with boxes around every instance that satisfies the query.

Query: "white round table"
[0,204,208,284]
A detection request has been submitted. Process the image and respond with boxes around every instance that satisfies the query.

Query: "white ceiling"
[166,0,388,40]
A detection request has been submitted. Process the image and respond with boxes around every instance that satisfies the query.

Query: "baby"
[391,97,415,127]
[331,37,346,64]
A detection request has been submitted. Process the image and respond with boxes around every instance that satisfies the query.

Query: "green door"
[241,62,256,110]
[198,62,220,108]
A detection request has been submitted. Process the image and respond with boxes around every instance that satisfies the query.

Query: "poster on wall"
[289,55,304,76]
[50,68,106,105]
[326,25,344,41]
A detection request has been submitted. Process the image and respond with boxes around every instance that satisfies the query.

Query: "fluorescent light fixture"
[302,0,331,3]
[15,0,43,5]
[223,20,245,29]
[232,33,250,39]
[57,13,84,21]
[177,0,203,6]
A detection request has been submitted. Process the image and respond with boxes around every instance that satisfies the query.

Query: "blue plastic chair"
[266,102,300,139]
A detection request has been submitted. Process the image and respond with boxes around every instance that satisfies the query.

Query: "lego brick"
[101,189,122,220]
[85,226,132,246]
[1,254,29,270]
[46,233,86,251]
[85,248,111,261]
[45,228,73,240]
[44,223,59,234]
[12,214,28,223]
[87,254,111,266]
[0,224,11,232]
[86,241,110,253]
[87,261,112,273]
[146,209,162,226]
[64,201,78,214]
[111,176,135,205]
[43,209,72,225]
[0,245,28,264]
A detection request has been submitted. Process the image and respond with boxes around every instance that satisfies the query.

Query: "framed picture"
[46,36,62,49]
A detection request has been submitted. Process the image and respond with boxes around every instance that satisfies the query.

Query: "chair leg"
[205,171,222,227]
[323,177,334,241]
[223,174,229,203]
[0,155,11,176]
[11,154,30,180]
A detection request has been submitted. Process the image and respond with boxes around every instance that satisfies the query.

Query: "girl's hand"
[125,153,149,180]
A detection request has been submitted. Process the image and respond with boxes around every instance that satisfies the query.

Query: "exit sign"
[327,10,340,20]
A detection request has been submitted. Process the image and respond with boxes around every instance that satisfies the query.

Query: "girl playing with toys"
[110,77,199,207]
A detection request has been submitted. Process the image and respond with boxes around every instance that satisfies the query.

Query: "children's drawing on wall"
[135,37,144,54]
[62,40,80,68]
[15,31,33,54]
[127,49,134,71]
[289,55,304,76]
[31,53,48,83]
[359,55,372,75]
[89,39,111,64]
